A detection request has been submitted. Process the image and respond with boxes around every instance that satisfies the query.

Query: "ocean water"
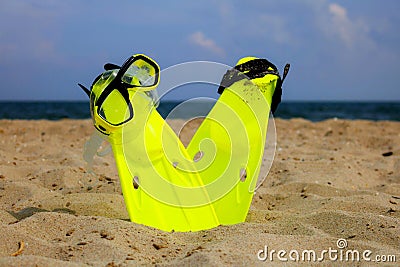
[0,101,399,121]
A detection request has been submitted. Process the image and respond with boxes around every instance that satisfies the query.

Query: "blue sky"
[0,0,399,101]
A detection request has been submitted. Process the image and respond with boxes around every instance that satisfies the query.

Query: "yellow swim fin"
[114,91,220,232]
[185,57,281,225]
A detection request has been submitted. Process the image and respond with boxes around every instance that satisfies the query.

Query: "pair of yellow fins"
[78,54,289,232]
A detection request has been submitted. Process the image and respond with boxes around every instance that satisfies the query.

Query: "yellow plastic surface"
[92,56,278,232]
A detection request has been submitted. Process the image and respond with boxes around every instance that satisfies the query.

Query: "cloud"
[328,3,355,46]
[322,2,372,49]
[188,31,225,56]
[329,3,346,18]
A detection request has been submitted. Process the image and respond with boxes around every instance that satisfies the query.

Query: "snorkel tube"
[78,54,289,232]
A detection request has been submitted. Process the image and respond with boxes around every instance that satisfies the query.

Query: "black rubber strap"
[235,58,278,73]
[217,58,279,94]
[282,63,290,83]
[104,63,120,71]
[217,69,246,94]
[217,58,290,115]
[271,64,290,114]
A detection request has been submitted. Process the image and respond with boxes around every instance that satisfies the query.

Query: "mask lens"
[98,89,133,126]
[121,58,158,87]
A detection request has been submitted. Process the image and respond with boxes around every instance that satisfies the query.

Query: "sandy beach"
[0,118,399,266]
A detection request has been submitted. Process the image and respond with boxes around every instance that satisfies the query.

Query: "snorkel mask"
[78,54,160,135]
